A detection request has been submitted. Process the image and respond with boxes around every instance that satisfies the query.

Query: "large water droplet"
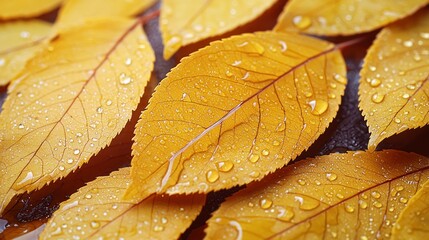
[308,99,328,115]
[216,161,234,172]
[371,93,385,103]
[371,191,381,199]
[370,78,381,87]
[259,198,273,209]
[119,73,132,85]
[326,173,337,181]
[292,15,312,29]
[249,154,260,163]
[206,169,219,183]
[295,195,320,210]
[261,149,270,156]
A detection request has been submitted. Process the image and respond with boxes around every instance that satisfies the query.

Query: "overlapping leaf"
[392,179,429,240]
[0,0,63,19]
[359,9,429,150]
[160,0,278,59]
[40,167,205,239]
[206,150,429,239]
[0,20,52,86]
[56,0,156,31]
[274,0,428,36]
[127,31,347,199]
[0,19,154,214]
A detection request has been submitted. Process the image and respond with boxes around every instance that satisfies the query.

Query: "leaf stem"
[138,9,160,25]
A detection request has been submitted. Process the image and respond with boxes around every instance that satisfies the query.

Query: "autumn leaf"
[39,167,205,239]
[127,31,347,200]
[359,9,429,150]
[0,0,63,20]
[56,0,156,31]
[274,0,428,36]
[0,18,154,214]
[0,20,52,86]
[205,150,429,239]
[391,179,429,240]
[160,0,278,59]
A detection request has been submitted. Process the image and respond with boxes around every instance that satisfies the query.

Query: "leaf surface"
[56,0,156,31]
[128,31,346,199]
[274,0,428,36]
[0,0,63,19]
[206,150,429,239]
[0,19,154,214]
[40,167,205,240]
[0,20,52,86]
[391,179,429,240]
[359,9,429,150]
[160,0,278,59]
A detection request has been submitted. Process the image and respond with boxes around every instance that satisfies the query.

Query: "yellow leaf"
[56,0,156,31]
[274,0,428,36]
[127,31,346,199]
[0,20,52,86]
[205,150,429,239]
[0,0,63,19]
[359,9,429,150]
[392,179,429,240]
[160,0,278,59]
[0,18,154,214]
[39,167,205,239]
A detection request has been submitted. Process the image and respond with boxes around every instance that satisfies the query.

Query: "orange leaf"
[0,20,52,86]
[205,150,429,239]
[160,0,278,59]
[127,31,346,199]
[359,9,429,150]
[274,0,428,36]
[39,167,205,239]
[391,179,429,240]
[0,0,63,19]
[0,19,154,214]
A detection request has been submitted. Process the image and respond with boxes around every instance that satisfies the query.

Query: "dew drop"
[249,41,265,55]
[371,191,381,199]
[370,78,381,87]
[399,197,408,203]
[67,159,74,164]
[73,149,80,155]
[276,206,294,221]
[394,118,401,124]
[124,58,132,66]
[333,74,347,84]
[371,93,385,103]
[308,99,328,116]
[402,93,410,99]
[216,161,234,172]
[369,66,377,71]
[181,93,191,102]
[96,107,103,114]
[259,198,273,209]
[119,73,132,85]
[292,15,312,29]
[18,123,25,129]
[295,196,320,210]
[249,154,260,163]
[278,40,287,52]
[403,40,413,47]
[225,70,233,77]
[85,194,92,199]
[345,204,355,213]
[326,173,337,181]
[161,217,168,224]
[272,140,280,146]
[206,169,219,183]
[59,165,65,171]
[373,201,383,208]
[106,100,113,106]
[90,221,100,228]
[420,32,429,39]
[406,84,416,90]
[153,225,164,232]
[261,149,270,156]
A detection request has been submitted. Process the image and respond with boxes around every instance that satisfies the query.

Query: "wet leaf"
[206,150,429,239]
[56,0,156,31]
[160,0,278,59]
[40,167,205,240]
[0,0,63,19]
[0,20,52,86]
[392,179,429,240]
[127,31,346,199]
[274,0,428,36]
[0,18,154,214]
[359,9,429,150]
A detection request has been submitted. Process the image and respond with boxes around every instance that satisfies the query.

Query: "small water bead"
[153,225,164,232]
[272,140,280,146]
[90,221,100,229]
[292,15,312,29]
[394,118,401,124]
[369,66,377,71]
[249,154,260,163]
[259,198,273,209]
[371,191,381,199]
[399,197,408,204]
[406,84,416,90]
[403,40,413,48]
[371,93,385,103]
[336,193,344,199]
[85,194,92,199]
[225,70,233,77]
[296,196,320,210]
[119,73,132,85]
[297,179,306,186]
[106,100,113,106]
[373,201,383,208]
[420,32,429,39]
[370,78,381,87]
[308,99,328,116]
[206,169,219,183]
[333,74,347,84]
[59,165,65,171]
[278,40,287,52]
[261,149,270,156]
[18,123,25,129]
[67,159,74,164]
[73,149,80,155]
[345,204,355,213]
[96,107,103,114]
[326,173,337,181]
[402,93,410,99]
[124,58,132,66]
[216,161,234,172]
[328,93,336,99]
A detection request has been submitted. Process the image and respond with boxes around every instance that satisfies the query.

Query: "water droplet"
[96,107,103,114]
[371,191,381,199]
[278,41,287,52]
[371,93,385,103]
[369,66,377,71]
[106,100,113,106]
[225,70,233,77]
[333,74,347,84]
[276,206,294,221]
[370,78,381,87]
[395,186,404,191]
[18,123,25,129]
[161,217,168,224]
[181,93,191,102]
[206,169,219,183]
[67,159,74,164]
[399,197,408,203]
[402,93,410,99]
[403,40,413,47]
[328,93,336,99]
[326,173,337,181]
[272,140,280,146]
[73,149,80,155]
[249,42,265,55]
[394,118,401,124]
[90,221,100,228]
[153,225,164,232]
[420,32,429,39]
[373,201,383,208]
[297,179,306,186]
[308,99,328,115]
[216,161,234,172]
[345,204,355,213]
[406,84,416,90]
[119,73,132,85]
[261,149,270,156]
[59,165,65,171]
[249,154,260,163]
[336,193,344,199]
[260,198,273,209]
[292,15,312,29]
[295,195,320,210]
[18,171,34,186]
[124,58,132,66]
[85,194,92,199]
[361,236,369,240]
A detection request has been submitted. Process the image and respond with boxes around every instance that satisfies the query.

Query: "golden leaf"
[56,0,156,31]
[0,0,63,19]
[0,18,154,214]
[205,150,429,239]
[160,0,278,59]
[274,0,428,36]
[127,31,346,199]
[359,9,429,150]
[391,179,429,240]
[0,20,52,86]
[39,167,205,239]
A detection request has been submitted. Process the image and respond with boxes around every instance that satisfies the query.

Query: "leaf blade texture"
[56,0,156,31]
[0,18,154,214]
[0,20,52,86]
[391,179,429,240]
[359,9,429,150]
[160,0,278,59]
[40,167,205,239]
[205,150,429,239]
[128,31,346,199]
[274,0,428,36]
[0,0,63,19]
